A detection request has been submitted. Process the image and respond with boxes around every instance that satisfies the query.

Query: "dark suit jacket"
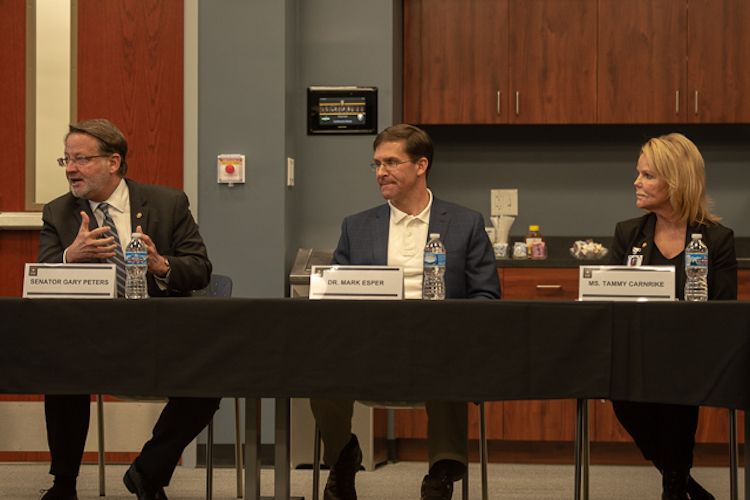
[607,212,737,300]
[38,178,211,296]
[331,198,501,299]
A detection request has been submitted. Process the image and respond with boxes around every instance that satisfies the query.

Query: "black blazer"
[331,197,501,299]
[607,212,737,300]
[38,178,212,297]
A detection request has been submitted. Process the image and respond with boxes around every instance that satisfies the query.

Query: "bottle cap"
[529,225,539,231]
[131,233,141,238]
[429,233,440,239]
[691,233,702,239]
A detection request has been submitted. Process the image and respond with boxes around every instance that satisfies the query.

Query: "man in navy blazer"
[37,119,220,500]
[311,124,501,500]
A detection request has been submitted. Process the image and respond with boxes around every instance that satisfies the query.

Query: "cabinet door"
[508,0,597,124]
[503,399,577,441]
[403,0,509,124]
[501,268,579,442]
[738,269,750,300]
[598,0,686,124]
[502,268,579,300]
[591,399,633,442]
[687,0,750,123]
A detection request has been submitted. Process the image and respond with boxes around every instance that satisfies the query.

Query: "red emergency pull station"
[217,154,245,185]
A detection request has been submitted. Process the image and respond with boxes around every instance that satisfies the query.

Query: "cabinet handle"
[536,285,562,290]
[675,91,679,115]
[497,91,501,116]
[695,91,699,116]
[515,91,519,116]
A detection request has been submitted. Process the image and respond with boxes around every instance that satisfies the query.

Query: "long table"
[2,298,748,498]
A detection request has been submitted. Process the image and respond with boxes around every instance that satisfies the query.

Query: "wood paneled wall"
[0,0,36,298]
[78,0,184,188]
[0,0,184,298]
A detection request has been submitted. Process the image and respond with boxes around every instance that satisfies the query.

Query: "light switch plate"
[287,158,295,187]
[217,154,245,185]
[491,189,518,216]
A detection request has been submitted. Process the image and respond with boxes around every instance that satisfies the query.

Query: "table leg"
[574,399,590,500]
[275,398,291,500]
[245,399,261,500]
[745,410,749,500]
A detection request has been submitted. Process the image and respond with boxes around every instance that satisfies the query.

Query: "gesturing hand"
[135,225,170,277]
[65,212,117,263]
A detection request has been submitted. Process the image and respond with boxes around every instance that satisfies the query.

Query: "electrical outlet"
[491,189,518,216]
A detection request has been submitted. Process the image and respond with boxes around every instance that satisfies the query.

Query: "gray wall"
[198,0,293,299]
[195,1,750,445]
[198,0,298,445]
[426,124,750,238]
[287,2,398,264]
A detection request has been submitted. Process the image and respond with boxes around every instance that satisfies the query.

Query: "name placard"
[23,263,117,299]
[309,265,404,300]
[578,265,676,301]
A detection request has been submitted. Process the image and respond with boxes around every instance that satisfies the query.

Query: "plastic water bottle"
[423,233,446,300]
[125,233,148,299]
[684,233,708,301]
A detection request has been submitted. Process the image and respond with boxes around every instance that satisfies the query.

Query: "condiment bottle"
[525,225,547,260]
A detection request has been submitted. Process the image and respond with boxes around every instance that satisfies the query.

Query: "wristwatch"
[160,257,171,278]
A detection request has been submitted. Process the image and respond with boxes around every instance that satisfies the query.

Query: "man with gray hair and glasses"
[38,118,219,500]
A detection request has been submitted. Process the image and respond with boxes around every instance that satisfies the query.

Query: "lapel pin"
[137,213,143,219]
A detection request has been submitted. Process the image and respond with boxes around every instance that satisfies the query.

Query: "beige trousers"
[309,399,468,470]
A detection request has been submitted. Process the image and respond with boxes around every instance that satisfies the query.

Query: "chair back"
[191,274,233,297]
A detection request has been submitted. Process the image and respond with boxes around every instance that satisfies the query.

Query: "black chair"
[95,275,241,499]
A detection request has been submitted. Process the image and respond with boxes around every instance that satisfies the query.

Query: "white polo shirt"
[387,189,433,299]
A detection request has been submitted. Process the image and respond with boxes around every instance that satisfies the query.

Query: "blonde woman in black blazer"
[608,133,737,500]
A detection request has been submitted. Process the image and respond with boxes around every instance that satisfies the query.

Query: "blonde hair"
[640,133,719,225]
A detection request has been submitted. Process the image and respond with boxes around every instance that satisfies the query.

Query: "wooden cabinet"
[597,0,686,124]
[738,269,750,300]
[501,268,580,441]
[403,0,597,124]
[508,0,597,124]
[502,268,579,300]
[403,0,509,124]
[404,0,750,124]
[686,0,750,123]
[598,0,750,124]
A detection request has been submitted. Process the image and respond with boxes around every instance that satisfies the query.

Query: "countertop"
[496,236,750,269]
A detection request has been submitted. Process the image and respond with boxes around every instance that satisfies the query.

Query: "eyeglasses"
[369,159,411,172]
[57,155,109,167]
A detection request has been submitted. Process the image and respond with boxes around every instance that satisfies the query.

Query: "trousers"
[45,394,221,486]
[612,400,699,472]
[310,399,468,475]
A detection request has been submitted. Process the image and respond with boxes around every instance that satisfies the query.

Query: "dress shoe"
[687,475,716,500]
[662,470,689,500]
[39,489,78,500]
[123,463,168,500]
[323,434,363,500]
[421,471,453,500]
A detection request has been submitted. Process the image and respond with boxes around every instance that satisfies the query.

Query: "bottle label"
[685,253,708,268]
[125,251,147,265]
[424,252,446,266]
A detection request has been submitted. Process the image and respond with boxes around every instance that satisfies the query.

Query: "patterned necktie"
[98,203,127,297]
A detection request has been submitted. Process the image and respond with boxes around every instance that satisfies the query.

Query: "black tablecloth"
[1,298,748,410]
